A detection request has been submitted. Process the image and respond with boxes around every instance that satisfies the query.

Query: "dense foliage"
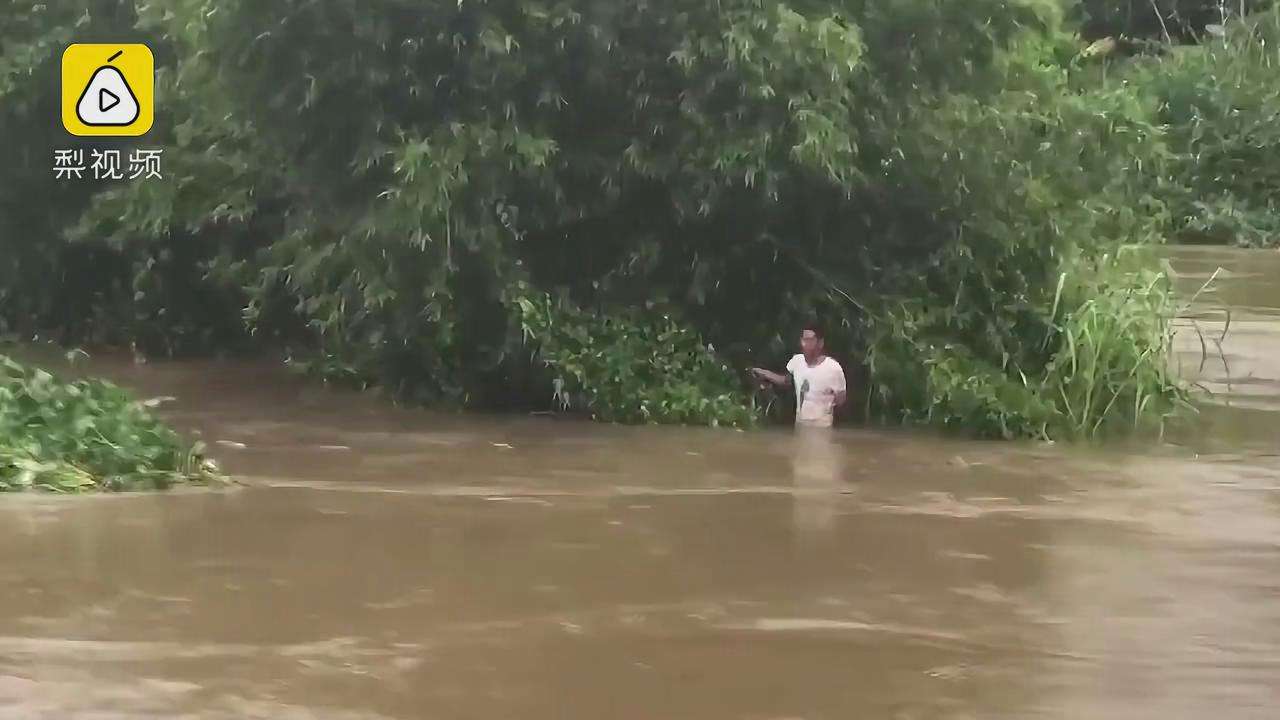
[0,354,219,492]
[516,289,758,426]
[1076,0,1270,43]
[1133,8,1280,247]
[6,0,1271,437]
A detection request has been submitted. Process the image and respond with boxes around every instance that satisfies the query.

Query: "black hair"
[801,323,825,341]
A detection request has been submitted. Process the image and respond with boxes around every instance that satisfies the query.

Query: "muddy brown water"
[2,247,1278,719]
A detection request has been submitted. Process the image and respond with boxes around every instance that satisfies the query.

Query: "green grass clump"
[1041,255,1193,438]
[0,355,221,492]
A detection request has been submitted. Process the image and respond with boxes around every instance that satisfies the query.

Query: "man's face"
[800,330,823,357]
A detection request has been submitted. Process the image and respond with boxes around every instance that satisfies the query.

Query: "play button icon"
[75,62,139,126]
[99,88,120,113]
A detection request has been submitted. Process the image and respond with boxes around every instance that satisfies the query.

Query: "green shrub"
[0,355,221,492]
[1133,7,1280,246]
[516,292,758,428]
[866,253,1190,440]
[865,303,1061,440]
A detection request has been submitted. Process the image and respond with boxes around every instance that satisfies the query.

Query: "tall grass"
[1042,253,1194,438]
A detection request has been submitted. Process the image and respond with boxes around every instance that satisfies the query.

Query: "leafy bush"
[1133,7,1280,247]
[865,310,1061,439]
[866,253,1190,439]
[516,292,758,428]
[0,355,220,492]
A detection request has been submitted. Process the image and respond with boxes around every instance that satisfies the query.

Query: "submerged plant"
[516,292,758,428]
[0,354,221,492]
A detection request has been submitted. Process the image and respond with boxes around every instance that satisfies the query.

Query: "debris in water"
[925,664,969,681]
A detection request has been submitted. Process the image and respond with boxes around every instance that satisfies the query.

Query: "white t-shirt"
[786,355,846,428]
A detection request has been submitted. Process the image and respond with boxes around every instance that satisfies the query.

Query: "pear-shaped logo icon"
[75,51,140,126]
[62,44,154,136]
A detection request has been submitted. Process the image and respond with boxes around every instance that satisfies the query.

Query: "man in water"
[750,325,848,428]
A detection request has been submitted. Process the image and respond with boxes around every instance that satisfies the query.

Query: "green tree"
[2,0,1192,435]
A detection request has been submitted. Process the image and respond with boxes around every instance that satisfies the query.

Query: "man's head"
[799,323,825,360]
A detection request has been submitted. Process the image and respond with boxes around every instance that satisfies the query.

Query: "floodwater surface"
[1,247,1278,719]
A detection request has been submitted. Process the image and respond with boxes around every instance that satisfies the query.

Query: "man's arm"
[750,367,791,388]
[833,364,848,407]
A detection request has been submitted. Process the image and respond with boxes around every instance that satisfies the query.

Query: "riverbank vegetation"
[0,354,220,492]
[1136,9,1280,247]
[1,1,1274,438]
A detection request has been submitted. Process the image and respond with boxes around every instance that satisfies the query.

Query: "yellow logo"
[61,44,154,137]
